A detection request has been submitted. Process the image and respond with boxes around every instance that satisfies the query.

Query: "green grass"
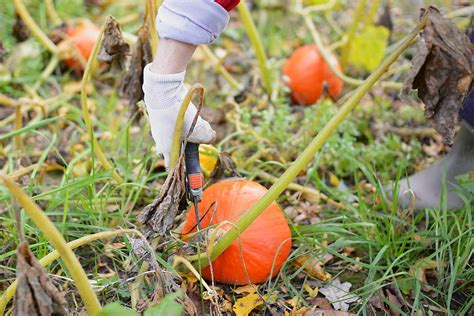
[1,0,473,315]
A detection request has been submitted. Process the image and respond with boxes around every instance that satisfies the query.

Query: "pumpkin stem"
[168,84,205,169]
[237,1,273,97]
[0,229,139,314]
[198,46,243,90]
[13,0,60,55]
[302,12,402,89]
[191,15,429,270]
[0,177,102,315]
[80,17,124,184]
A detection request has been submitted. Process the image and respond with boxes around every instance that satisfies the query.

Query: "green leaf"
[97,302,139,316]
[347,25,390,72]
[144,291,184,316]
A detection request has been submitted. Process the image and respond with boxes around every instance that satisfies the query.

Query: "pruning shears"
[184,142,204,233]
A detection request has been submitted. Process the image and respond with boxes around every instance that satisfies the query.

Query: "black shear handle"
[184,143,201,176]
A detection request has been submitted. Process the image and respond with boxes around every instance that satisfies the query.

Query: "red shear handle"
[215,0,240,12]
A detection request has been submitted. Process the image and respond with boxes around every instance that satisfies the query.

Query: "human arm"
[142,0,240,167]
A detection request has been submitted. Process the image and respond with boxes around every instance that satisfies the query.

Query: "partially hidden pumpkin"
[283,44,343,106]
[182,179,292,285]
[61,21,100,70]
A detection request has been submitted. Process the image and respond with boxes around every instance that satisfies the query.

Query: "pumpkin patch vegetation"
[182,180,292,285]
[283,44,343,105]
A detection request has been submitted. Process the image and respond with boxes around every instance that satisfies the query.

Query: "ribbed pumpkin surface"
[283,44,343,105]
[63,22,100,70]
[182,179,292,285]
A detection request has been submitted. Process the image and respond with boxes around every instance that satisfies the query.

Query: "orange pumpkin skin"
[182,180,292,285]
[283,44,343,106]
[63,22,100,70]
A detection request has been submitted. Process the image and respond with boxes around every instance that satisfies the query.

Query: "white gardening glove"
[143,63,216,167]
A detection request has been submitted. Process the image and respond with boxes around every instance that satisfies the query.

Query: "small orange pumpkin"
[182,179,292,285]
[283,44,343,106]
[62,22,100,70]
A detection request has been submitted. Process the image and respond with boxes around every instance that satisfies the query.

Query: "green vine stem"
[199,46,243,90]
[339,0,367,69]
[45,0,62,26]
[33,55,60,90]
[13,0,59,55]
[81,17,124,184]
[303,13,403,90]
[191,16,428,269]
[237,1,272,96]
[146,0,159,57]
[363,0,380,27]
[0,229,138,315]
[0,177,102,315]
[169,84,205,169]
[14,106,22,150]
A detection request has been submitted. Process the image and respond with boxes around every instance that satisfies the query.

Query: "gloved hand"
[143,63,216,168]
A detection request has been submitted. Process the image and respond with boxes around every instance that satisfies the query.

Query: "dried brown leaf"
[121,25,152,113]
[98,17,130,73]
[402,6,474,144]
[14,242,67,316]
[376,1,393,33]
[138,158,187,238]
[12,14,30,42]
[0,41,5,63]
[208,152,240,185]
[293,255,332,281]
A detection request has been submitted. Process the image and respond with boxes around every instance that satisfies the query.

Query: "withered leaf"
[98,16,130,73]
[293,254,332,281]
[376,0,393,34]
[0,41,5,63]
[402,6,473,144]
[121,25,152,113]
[14,242,66,316]
[208,152,240,185]
[138,158,187,238]
[12,14,30,42]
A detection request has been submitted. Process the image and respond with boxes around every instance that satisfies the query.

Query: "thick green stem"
[303,14,402,89]
[0,177,102,315]
[199,46,242,90]
[237,1,272,96]
[81,17,124,184]
[13,0,59,55]
[146,0,159,57]
[45,0,62,26]
[191,16,428,269]
[169,84,204,169]
[0,229,138,315]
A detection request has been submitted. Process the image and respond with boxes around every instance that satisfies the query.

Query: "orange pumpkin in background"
[61,21,100,70]
[182,179,292,285]
[283,44,343,106]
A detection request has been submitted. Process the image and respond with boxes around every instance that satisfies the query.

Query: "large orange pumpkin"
[62,22,100,70]
[182,179,292,285]
[283,44,343,106]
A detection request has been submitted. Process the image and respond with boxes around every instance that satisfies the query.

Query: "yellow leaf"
[233,293,264,316]
[233,284,258,295]
[303,283,319,298]
[329,172,340,187]
[293,255,332,281]
[199,144,219,176]
[303,0,330,5]
[347,26,389,72]
[286,296,299,308]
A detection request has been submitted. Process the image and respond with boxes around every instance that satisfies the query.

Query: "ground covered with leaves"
[0,0,473,315]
